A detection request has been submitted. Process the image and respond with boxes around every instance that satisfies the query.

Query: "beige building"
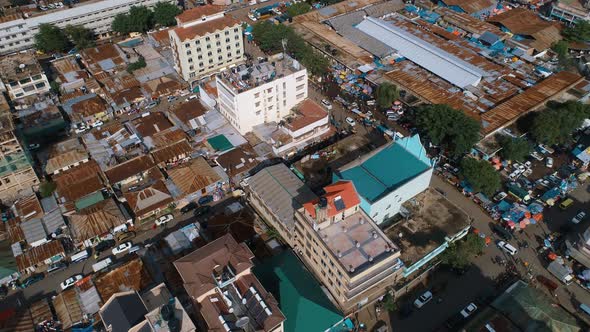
[169,6,244,82]
[0,112,39,203]
[245,164,403,313]
[0,51,49,101]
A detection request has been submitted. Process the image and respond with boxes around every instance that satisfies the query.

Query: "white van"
[112,224,128,234]
[92,257,113,273]
[70,249,90,263]
[497,241,518,256]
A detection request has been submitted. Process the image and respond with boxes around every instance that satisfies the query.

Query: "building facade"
[0,51,49,100]
[550,0,590,25]
[216,54,308,134]
[169,6,244,82]
[245,165,404,313]
[0,0,174,55]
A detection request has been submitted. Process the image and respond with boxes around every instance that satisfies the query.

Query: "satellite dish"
[235,317,250,328]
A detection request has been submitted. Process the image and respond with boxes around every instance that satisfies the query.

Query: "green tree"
[439,233,484,269]
[39,181,57,198]
[153,2,181,27]
[375,82,399,109]
[300,50,329,76]
[127,6,154,33]
[64,25,95,50]
[49,81,61,94]
[112,13,131,34]
[252,21,289,53]
[127,56,146,73]
[34,23,70,53]
[381,293,397,312]
[498,136,531,162]
[552,40,569,58]
[530,101,590,145]
[415,104,480,157]
[562,20,590,42]
[286,2,312,17]
[460,157,501,196]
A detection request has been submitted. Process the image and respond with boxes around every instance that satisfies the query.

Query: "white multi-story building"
[216,54,308,134]
[0,0,174,55]
[169,5,244,82]
[0,50,49,100]
[550,0,590,25]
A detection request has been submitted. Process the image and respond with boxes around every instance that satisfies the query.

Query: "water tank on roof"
[319,197,328,208]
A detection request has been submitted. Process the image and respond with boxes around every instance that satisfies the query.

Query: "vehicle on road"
[492,224,513,240]
[321,99,332,110]
[20,274,44,288]
[145,101,158,109]
[95,239,116,253]
[572,211,586,224]
[60,274,83,290]
[47,262,68,274]
[560,198,574,210]
[92,257,113,273]
[345,117,356,126]
[193,205,211,217]
[185,95,198,102]
[545,157,554,168]
[181,201,198,214]
[198,195,213,205]
[413,291,433,308]
[112,242,132,255]
[497,240,518,256]
[28,143,40,150]
[70,249,90,263]
[547,261,574,285]
[129,245,142,254]
[74,123,88,134]
[91,120,103,128]
[167,95,177,103]
[493,192,507,202]
[530,151,544,161]
[156,214,173,226]
[460,303,477,318]
[116,231,135,242]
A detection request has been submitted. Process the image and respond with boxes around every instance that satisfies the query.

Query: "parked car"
[345,117,356,126]
[112,241,133,255]
[47,262,68,274]
[167,95,177,103]
[20,273,44,288]
[28,143,40,150]
[493,192,507,202]
[145,101,158,109]
[95,239,116,253]
[413,291,433,308]
[129,245,142,254]
[572,211,587,224]
[321,99,333,110]
[193,205,211,217]
[60,274,83,290]
[185,95,198,102]
[198,195,213,205]
[497,240,518,256]
[460,303,478,318]
[156,214,173,226]
[181,201,198,214]
[545,157,554,168]
[116,231,135,242]
[530,151,544,161]
[91,120,103,128]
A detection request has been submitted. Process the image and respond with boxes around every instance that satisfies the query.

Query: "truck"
[92,257,113,273]
[547,260,573,285]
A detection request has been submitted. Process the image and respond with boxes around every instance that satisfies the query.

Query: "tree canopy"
[530,101,590,145]
[375,82,399,109]
[112,5,154,34]
[460,157,501,196]
[440,233,485,270]
[251,21,329,76]
[127,56,146,73]
[415,104,480,157]
[153,2,181,27]
[498,136,531,162]
[34,24,70,53]
[562,20,590,43]
[286,2,312,17]
[64,25,95,50]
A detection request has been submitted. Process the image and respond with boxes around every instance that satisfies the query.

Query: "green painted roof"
[0,151,33,177]
[75,191,105,210]
[207,135,233,152]
[253,251,343,332]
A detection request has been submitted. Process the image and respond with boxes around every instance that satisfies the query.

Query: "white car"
[413,291,433,308]
[530,151,544,161]
[60,274,83,290]
[91,121,103,128]
[497,240,518,256]
[460,303,477,318]
[545,157,554,168]
[321,99,333,110]
[112,241,133,255]
[156,214,173,226]
[572,211,587,224]
[167,95,177,103]
[493,192,507,202]
[74,124,88,134]
[524,161,532,169]
[345,117,356,126]
[185,95,198,102]
[145,101,158,109]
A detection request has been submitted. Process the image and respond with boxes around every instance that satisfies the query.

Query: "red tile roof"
[286,99,328,132]
[304,180,360,219]
[173,15,240,42]
[176,5,225,24]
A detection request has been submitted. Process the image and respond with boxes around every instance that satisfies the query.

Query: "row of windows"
[188,51,240,70]
[186,43,241,59]
[183,28,240,48]
[185,35,240,50]
[0,37,31,49]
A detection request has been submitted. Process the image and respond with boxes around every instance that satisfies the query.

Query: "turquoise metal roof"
[335,135,432,203]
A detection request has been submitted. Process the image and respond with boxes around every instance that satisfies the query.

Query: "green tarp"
[253,251,343,332]
[207,135,233,152]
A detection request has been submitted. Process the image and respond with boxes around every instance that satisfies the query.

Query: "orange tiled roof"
[304,180,360,219]
[176,5,225,24]
[173,15,240,42]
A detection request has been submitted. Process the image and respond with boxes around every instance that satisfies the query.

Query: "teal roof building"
[333,134,434,224]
